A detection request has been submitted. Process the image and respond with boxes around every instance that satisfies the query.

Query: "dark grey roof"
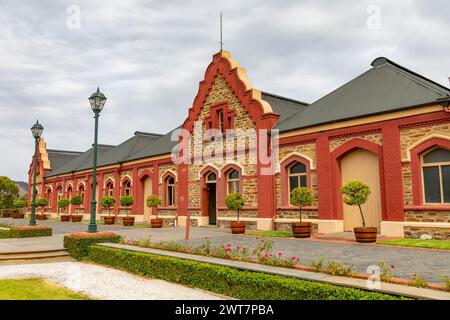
[46,145,115,177]
[261,92,309,123]
[47,150,83,172]
[96,131,163,167]
[126,127,180,161]
[277,57,450,132]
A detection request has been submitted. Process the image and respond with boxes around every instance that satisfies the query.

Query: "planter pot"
[103,216,116,225]
[12,213,25,219]
[291,222,312,238]
[354,227,378,243]
[123,216,135,226]
[151,218,163,228]
[230,221,246,234]
[36,214,47,220]
[60,215,70,222]
[71,215,83,223]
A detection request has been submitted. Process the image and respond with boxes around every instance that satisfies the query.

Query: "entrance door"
[207,183,217,225]
[142,176,152,220]
[341,149,382,231]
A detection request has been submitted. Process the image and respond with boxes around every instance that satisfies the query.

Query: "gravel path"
[0,261,225,300]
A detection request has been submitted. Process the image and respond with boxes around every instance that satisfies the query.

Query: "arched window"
[227,170,240,194]
[78,185,85,203]
[123,180,131,196]
[422,147,450,204]
[288,162,307,194]
[57,186,63,200]
[166,176,175,207]
[106,181,114,197]
[46,188,52,207]
[67,186,73,200]
[206,172,217,183]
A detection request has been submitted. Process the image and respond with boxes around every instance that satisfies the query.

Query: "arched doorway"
[340,148,382,231]
[205,172,217,225]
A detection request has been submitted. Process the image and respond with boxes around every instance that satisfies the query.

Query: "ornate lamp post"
[87,87,107,233]
[29,120,44,226]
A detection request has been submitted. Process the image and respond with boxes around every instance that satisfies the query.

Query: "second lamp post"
[87,87,107,233]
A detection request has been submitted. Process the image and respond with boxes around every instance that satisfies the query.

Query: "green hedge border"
[87,245,409,300]
[0,226,52,238]
[63,235,121,260]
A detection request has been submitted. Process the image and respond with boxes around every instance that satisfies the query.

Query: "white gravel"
[0,261,225,300]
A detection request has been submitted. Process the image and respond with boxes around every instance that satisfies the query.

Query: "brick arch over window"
[199,166,220,217]
[330,138,386,220]
[280,154,312,206]
[219,164,243,207]
[410,137,450,206]
[161,171,177,207]
[121,176,132,196]
[104,178,115,197]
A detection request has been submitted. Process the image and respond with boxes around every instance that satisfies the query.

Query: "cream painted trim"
[120,174,132,185]
[280,105,444,139]
[220,161,246,176]
[217,217,273,222]
[274,218,321,223]
[160,169,177,184]
[279,152,316,170]
[103,177,115,188]
[219,51,273,114]
[405,133,450,162]
[39,138,51,170]
[77,180,86,189]
[198,163,221,180]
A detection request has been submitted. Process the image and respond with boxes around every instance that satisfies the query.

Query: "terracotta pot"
[36,214,47,220]
[123,216,135,226]
[151,218,163,228]
[104,216,116,225]
[60,215,70,222]
[354,227,378,243]
[291,222,312,238]
[230,221,246,234]
[71,215,83,223]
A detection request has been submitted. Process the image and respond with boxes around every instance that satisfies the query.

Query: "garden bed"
[87,245,407,300]
[0,223,52,238]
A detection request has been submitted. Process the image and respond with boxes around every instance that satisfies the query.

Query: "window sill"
[158,206,178,210]
[279,206,318,210]
[404,205,450,211]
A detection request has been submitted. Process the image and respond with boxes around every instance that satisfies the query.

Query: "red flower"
[278,252,282,257]
[291,256,296,260]
[227,243,232,247]
[390,265,395,269]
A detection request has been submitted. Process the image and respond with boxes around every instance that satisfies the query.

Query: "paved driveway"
[1,218,449,282]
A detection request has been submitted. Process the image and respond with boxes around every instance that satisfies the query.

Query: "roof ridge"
[134,131,164,137]
[372,57,450,95]
[47,149,83,155]
[261,91,309,106]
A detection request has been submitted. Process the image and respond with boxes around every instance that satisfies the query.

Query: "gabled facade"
[28,51,450,238]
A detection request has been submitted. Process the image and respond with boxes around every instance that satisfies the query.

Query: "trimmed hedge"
[9,227,52,238]
[64,235,121,260]
[0,229,9,239]
[88,246,409,300]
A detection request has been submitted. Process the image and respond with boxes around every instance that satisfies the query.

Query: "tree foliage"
[13,199,27,208]
[341,180,371,227]
[0,176,19,209]
[225,192,245,221]
[36,198,49,208]
[70,196,83,205]
[146,195,162,219]
[290,187,314,222]
[120,195,134,217]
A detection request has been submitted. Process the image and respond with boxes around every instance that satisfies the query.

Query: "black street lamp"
[30,120,44,226]
[87,87,107,233]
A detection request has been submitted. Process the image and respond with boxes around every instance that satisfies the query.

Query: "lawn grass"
[247,230,293,238]
[378,238,450,250]
[0,278,91,300]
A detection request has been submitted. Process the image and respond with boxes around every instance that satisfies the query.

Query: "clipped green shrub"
[0,228,10,239]
[290,187,314,222]
[341,180,371,227]
[8,226,52,238]
[225,192,245,221]
[70,196,83,206]
[146,195,161,219]
[64,234,121,260]
[119,195,134,216]
[101,196,116,215]
[88,246,408,300]
[13,199,27,209]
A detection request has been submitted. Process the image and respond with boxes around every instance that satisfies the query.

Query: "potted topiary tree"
[146,195,162,228]
[70,196,83,222]
[341,180,376,243]
[101,196,116,225]
[57,198,70,221]
[290,187,314,238]
[226,192,245,234]
[36,198,49,220]
[120,195,134,226]
[13,199,27,219]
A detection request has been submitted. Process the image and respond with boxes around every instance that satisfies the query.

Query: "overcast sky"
[1,0,450,181]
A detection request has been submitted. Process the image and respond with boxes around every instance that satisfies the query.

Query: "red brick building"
[28,51,450,238]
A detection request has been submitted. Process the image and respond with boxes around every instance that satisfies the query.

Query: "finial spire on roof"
[219,12,223,51]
